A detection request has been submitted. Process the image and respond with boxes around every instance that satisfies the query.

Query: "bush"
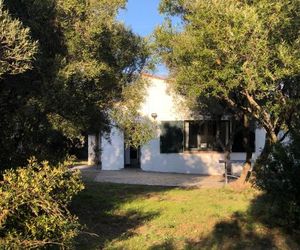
[0,158,84,249]
[254,133,300,228]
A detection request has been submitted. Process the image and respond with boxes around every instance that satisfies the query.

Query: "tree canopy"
[0,0,149,169]
[156,0,300,159]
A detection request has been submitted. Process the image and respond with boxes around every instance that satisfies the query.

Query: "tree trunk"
[88,132,101,167]
[236,114,252,184]
[253,132,277,172]
[215,118,234,183]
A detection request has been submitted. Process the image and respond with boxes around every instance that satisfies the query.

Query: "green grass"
[70,183,300,250]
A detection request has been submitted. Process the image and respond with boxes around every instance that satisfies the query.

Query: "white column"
[102,128,124,170]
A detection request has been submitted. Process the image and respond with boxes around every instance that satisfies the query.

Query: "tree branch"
[279,130,290,142]
[243,90,276,136]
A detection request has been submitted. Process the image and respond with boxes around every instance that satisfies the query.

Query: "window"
[159,119,255,153]
[184,120,229,151]
[160,121,184,153]
[232,121,256,152]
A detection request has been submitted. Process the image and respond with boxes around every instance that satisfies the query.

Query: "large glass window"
[184,120,228,151]
[160,119,255,153]
[160,121,184,153]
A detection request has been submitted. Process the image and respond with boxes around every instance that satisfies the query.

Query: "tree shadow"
[148,192,300,250]
[185,211,276,249]
[149,239,177,250]
[193,193,300,249]
[70,183,172,249]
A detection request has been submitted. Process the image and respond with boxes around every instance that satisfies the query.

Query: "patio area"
[73,165,225,188]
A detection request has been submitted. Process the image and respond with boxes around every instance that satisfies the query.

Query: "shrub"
[0,158,84,249]
[254,133,300,228]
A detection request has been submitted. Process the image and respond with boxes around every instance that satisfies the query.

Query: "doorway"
[124,145,141,168]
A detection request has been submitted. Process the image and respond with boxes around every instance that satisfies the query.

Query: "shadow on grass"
[149,239,177,250]
[185,212,276,249]
[150,193,300,250]
[70,182,172,249]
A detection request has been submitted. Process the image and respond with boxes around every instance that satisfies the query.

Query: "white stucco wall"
[140,126,266,175]
[95,75,267,175]
[101,128,124,170]
[141,139,224,175]
[139,77,190,120]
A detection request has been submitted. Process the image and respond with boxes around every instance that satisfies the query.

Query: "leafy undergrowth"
[70,183,300,250]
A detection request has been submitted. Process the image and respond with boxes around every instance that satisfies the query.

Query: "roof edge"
[141,72,169,81]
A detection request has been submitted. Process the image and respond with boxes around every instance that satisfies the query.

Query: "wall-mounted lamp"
[151,113,158,120]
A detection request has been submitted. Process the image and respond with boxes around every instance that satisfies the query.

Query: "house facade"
[88,74,266,175]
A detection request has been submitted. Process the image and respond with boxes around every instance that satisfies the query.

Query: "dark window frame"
[184,120,229,152]
[160,121,184,154]
[160,119,256,154]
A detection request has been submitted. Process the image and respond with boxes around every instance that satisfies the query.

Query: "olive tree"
[0,0,150,168]
[155,0,300,175]
[0,0,37,78]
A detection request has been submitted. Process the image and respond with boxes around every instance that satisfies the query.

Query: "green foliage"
[53,0,150,135]
[47,113,84,144]
[111,77,156,148]
[0,0,149,169]
[157,0,300,221]
[254,132,300,228]
[0,0,37,77]
[156,0,300,150]
[0,157,84,249]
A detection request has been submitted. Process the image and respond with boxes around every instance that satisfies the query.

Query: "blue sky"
[118,0,164,37]
[118,0,168,75]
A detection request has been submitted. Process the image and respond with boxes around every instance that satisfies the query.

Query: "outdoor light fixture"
[151,113,158,120]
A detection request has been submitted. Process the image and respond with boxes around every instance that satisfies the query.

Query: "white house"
[88,74,266,175]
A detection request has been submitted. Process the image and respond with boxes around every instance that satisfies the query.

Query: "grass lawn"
[70,182,300,250]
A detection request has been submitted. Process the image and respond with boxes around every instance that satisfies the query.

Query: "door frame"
[124,145,141,168]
